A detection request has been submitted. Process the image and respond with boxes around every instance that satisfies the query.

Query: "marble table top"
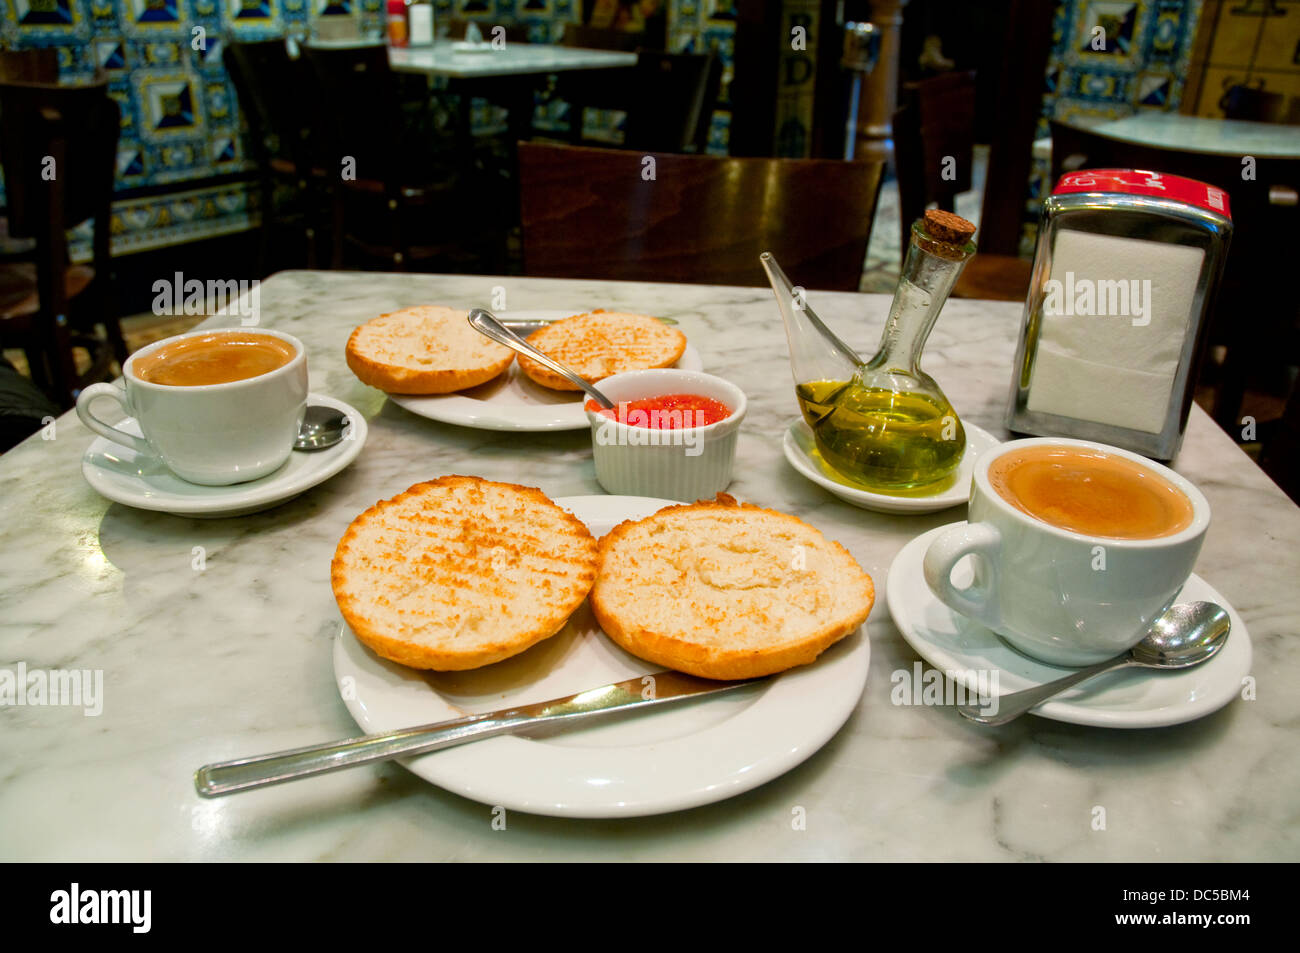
[389,40,636,79]
[1091,114,1300,159]
[2,270,1297,861]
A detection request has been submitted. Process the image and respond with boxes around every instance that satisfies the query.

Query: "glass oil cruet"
[762,209,977,493]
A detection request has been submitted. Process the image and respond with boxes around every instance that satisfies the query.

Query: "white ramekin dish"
[585,369,747,502]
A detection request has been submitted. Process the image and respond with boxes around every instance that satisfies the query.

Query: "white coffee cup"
[76,327,308,486]
[922,437,1210,666]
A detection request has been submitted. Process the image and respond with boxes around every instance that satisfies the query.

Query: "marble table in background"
[1,271,1296,861]
[1092,114,1300,159]
[388,40,636,79]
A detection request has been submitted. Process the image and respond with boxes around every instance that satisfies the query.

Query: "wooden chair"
[0,49,57,83]
[558,51,722,154]
[1048,119,1300,432]
[223,39,328,274]
[560,24,651,52]
[442,18,532,43]
[301,43,504,271]
[518,143,885,289]
[1217,81,1285,124]
[977,0,1056,257]
[893,71,1032,302]
[0,50,58,262]
[0,80,123,408]
[560,3,668,53]
[893,71,976,252]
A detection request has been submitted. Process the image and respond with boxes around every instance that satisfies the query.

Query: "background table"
[388,40,637,164]
[388,41,636,79]
[1090,114,1300,159]
[1032,114,1300,166]
[1,271,1297,861]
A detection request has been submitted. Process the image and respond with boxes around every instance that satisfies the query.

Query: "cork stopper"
[922,209,977,246]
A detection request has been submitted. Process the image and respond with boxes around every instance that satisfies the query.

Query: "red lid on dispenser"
[1052,169,1232,221]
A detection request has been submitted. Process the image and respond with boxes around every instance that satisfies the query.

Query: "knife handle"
[194,712,526,798]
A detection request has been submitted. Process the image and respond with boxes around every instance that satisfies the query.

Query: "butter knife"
[195,670,757,797]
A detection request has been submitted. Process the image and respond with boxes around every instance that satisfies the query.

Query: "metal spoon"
[467,308,615,409]
[956,601,1231,725]
[293,405,349,451]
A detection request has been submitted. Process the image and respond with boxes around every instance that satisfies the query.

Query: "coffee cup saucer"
[80,393,367,519]
[782,418,1001,514]
[886,524,1253,728]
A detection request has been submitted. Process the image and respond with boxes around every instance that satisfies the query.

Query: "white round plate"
[332,494,871,817]
[886,525,1253,728]
[81,393,367,518]
[388,311,702,432]
[783,417,1001,514]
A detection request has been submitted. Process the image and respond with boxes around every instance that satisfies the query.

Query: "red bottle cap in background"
[1053,169,1232,221]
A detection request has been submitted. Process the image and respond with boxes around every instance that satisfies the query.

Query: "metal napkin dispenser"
[1006,169,1233,460]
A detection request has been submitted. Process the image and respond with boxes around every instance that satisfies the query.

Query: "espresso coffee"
[988,445,1194,539]
[135,332,296,386]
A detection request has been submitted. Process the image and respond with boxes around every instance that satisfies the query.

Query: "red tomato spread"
[586,393,732,429]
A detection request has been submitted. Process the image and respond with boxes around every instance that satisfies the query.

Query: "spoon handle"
[467,308,615,409]
[956,657,1135,726]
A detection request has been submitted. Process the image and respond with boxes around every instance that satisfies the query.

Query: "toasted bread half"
[589,495,874,680]
[516,310,687,391]
[346,305,514,394]
[332,475,598,670]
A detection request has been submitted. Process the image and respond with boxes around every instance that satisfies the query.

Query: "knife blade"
[194,670,758,798]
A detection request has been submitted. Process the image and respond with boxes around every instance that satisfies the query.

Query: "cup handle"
[922,522,1003,629]
[76,383,153,456]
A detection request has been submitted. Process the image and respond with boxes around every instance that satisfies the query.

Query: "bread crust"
[346,307,514,395]
[589,495,874,680]
[332,475,598,670]
[516,310,687,391]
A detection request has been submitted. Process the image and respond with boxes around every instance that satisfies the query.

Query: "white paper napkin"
[1026,229,1204,434]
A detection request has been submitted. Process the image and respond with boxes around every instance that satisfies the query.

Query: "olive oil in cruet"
[763,210,977,493]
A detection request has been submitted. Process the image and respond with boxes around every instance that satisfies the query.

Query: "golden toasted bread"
[516,310,687,391]
[346,305,513,394]
[332,476,598,670]
[589,494,874,680]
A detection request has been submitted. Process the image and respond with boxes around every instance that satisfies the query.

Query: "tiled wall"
[1,0,297,254]
[1022,0,1206,250]
[1,0,734,255]
[1182,0,1300,119]
[1039,0,1205,133]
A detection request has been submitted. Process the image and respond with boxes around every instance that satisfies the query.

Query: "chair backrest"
[518,143,884,289]
[443,18,532,43]
[224,39,316,177]
[625,51,721,154]
[893,70,976,249]
[0,49,58,84]
[562,51,721,154]
[977,0,1056,255]
[1217,81,1285,123]
[0,80,119,239]
[300,43,404,188]
[561,24,647,52]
